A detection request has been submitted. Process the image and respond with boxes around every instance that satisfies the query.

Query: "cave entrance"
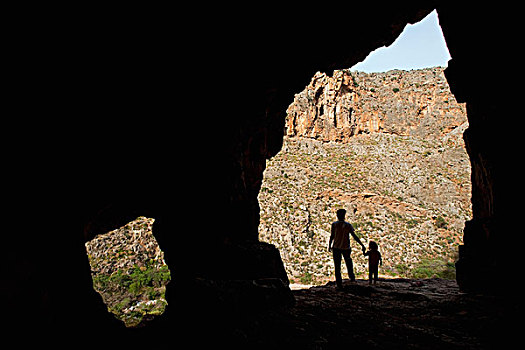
[84,216,171,328]
[258,9,472,287]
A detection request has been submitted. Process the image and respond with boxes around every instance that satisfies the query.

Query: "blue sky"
[350,10,451,73]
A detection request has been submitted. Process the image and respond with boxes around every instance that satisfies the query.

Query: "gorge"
[259,67,471,285]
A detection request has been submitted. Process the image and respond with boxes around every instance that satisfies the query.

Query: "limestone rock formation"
[286,67,466,142]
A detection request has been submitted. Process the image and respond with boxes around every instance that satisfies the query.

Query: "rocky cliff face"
[285,67,466,141]
[260,68,471,284]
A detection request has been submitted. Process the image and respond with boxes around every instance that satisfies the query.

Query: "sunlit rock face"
[285,67,466,142]
[85,217,170,327]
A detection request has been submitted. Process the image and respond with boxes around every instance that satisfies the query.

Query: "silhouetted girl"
[364,241,382,284]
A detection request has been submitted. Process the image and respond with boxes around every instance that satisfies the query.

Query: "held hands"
[328,245,366,254]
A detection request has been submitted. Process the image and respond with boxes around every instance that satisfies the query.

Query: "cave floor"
[231,278,508,349]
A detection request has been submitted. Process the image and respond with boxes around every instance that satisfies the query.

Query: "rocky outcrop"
[286,67,466,142]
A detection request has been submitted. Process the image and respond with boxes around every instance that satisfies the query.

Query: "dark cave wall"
[438,5,504,293]
[74,1,510,337]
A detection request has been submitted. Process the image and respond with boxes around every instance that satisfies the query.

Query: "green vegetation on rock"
[85,217,171,327]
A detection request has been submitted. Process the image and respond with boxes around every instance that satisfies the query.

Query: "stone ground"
[225,278,511,349]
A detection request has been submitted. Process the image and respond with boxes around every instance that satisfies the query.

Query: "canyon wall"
[285,67,466,141]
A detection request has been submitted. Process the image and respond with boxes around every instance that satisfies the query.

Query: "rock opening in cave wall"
[259,68,471,285]
[84,216,171,327]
